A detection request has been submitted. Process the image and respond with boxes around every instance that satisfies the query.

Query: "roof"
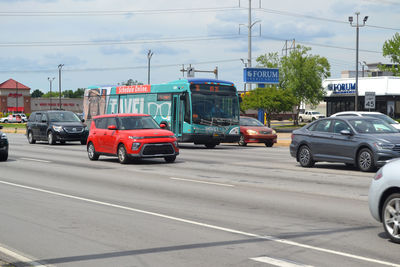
[0,79,30,90]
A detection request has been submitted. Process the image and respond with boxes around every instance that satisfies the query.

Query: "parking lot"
[0,133,399,266]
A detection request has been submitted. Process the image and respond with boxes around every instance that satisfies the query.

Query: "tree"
[31,89,44,98]
[123,79,143,86]
[280,45,330,124]
[379,32,400,76]
[241,86,297,127]
[42,91,60,98]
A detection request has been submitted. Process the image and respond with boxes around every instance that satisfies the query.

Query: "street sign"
[365,91,375,110]
[243,68,279,84]
[187,67,195,77]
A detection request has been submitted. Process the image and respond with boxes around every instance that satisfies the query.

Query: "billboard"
[243,68,279,84]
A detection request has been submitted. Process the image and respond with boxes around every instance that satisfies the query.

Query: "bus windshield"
[190,84,239,126]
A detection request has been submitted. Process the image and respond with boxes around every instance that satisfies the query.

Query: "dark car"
[290,116,400,172]
[239,116,277,147]
[0,125,8,161]
[26,110,89,145]
[86,114,179,164]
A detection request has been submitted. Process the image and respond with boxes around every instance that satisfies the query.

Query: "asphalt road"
[0,134,398,267]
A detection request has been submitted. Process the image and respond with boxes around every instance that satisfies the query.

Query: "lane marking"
[20,158,51,163]
[0,180,398,267]
[251,256,314,267]
[170,177,234,187]
[0,243,47,267]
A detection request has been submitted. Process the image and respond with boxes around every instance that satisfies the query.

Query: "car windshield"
[363,114,399,125]
[117,116,160,130]
[349,119,398,134]
[240,117,264,126]
[48,111,81,122]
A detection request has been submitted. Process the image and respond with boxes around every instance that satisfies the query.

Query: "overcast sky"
[0,0,399,92]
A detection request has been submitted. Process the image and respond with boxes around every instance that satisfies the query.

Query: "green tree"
[241,86,297,127]
[62,90,75,98]
[31,89,44,98]
[73,88,85,98]
[42,91,60,98]
[379,32,400,76]
[280,45,330,124]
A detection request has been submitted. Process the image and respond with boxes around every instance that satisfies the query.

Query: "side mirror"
[42,119,47,123]
[81,119,85,123]
[160,123,167,129]
[340,129,353,136]
[108,125,117,130]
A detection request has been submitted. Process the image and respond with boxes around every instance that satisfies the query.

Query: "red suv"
[87,114,179,164]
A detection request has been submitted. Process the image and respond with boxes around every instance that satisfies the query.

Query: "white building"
[323,76,400,117]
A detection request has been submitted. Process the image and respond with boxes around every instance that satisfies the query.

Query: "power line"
[0,6,241,16]
[0,34,245,47]
[0,58,245,74]
[257,7,400,31]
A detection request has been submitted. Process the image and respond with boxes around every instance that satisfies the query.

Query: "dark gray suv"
[290,116,400,172]
[26,110,89,145]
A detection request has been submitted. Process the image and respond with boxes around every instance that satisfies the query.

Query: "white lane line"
[0,180,398,267]
[0,243,47,267]
[20,158,51,163]
[170,177,234,187]
[251,256,314,267]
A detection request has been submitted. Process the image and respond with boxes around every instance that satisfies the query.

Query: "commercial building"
[0,79,31,114]
[31,98,83,113]
[323,76,400,117]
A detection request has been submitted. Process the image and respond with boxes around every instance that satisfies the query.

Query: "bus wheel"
[205,143,217,149]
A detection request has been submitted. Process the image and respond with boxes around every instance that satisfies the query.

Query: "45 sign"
[364,92,375,110]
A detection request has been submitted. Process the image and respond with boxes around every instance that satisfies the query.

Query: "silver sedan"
[369,159,400,243]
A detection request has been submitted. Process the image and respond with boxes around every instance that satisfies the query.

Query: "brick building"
[0,79,31,114]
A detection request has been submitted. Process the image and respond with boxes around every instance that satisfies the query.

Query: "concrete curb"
[1,128,25,134]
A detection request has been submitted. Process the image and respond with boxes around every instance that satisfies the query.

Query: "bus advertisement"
[84,78,240,148]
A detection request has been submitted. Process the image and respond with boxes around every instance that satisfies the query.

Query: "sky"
[0,0,399,92]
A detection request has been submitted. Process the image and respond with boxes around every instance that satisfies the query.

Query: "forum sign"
[243,68,279,84]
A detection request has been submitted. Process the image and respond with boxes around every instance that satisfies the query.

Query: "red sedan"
[87,114,179,164]
[239,116,277,147]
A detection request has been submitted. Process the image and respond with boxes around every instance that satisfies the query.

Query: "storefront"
[323,77,400,118]
[0,79,31,114]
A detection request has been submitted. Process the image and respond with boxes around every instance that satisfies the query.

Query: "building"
[341,62,395,78]
[323,76,400,117]
[0,79,31,114]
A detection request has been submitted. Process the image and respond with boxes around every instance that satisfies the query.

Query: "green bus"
[84,78,240,148]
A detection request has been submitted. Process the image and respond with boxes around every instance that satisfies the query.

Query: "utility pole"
[147,50,154,84]
[58,64,64,110]
[48,77,55,110]
[282,39,295,57]
[349,12,368,111]
[15,81,18,113]
[239,0,261,91]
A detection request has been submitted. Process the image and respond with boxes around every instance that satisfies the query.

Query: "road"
[0,133,398,267]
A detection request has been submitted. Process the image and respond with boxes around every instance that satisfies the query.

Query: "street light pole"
[349,12,368,111]
[58,64,64,110]
[147,50,154,84]
[240,58,248,92]
[48,77,55,110]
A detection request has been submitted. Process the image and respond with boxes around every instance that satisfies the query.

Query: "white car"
[331,111,400,130]
[369,159,400,243]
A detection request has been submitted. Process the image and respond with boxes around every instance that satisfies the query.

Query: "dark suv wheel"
[27,131,36,144]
